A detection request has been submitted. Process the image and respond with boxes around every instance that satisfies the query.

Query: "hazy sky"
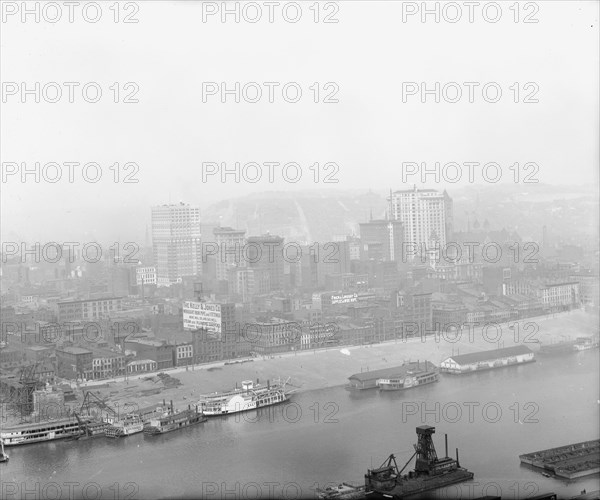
[1,0,599,242]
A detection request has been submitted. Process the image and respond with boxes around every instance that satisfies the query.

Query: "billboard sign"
[183,301,222,333]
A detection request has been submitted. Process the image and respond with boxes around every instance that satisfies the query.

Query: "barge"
[440,345,534,374]
[317,426,474,499]
[538,339,578,355]
[520,440,600,479]
[376,361,438,391]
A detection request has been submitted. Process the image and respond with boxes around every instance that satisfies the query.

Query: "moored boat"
[573,337,599,351]
[0,416,93,446]
[105,414,145,438]
[144,402,206,435]
[198,379,292,416]
[376,361,438,391]
[0,438,8,462]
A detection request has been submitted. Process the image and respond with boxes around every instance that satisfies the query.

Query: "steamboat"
[144,401,206,435]
[573,337,599,351]
[0,416,93,446]
[198,379,292,416]
[105,414,145,438]
[376,361,439,391]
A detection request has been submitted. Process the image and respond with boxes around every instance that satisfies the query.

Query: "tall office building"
[213,227,246,282]
[246,234,284,291]
[388,186,453,257]
[359,219,404,262]
[151,203,202,286]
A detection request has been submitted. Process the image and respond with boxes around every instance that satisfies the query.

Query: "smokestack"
[267,380,270,389]
[445,434,448,458]
[170,400,173,412]
[163,399,165,408]
[456,448,460,468]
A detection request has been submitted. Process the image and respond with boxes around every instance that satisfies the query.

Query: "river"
[1,350,598,500]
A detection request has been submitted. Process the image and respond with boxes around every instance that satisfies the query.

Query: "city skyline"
[1,1,598,498]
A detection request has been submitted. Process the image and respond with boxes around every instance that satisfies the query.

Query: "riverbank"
[92,310,597,413]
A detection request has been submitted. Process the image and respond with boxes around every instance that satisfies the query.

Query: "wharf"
[519,440,600,479]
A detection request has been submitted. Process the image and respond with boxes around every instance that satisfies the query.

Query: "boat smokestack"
[456,448,460,467]
[170,400,173,412]
[445,434,448,458]
[268,380,270,389]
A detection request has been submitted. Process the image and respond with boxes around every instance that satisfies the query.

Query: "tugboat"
[317,426,474,500]
[0,438,8,463]
[144,401,206,435]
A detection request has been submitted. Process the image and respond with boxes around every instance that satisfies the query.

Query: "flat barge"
[538,339,578,355]
[317,426,474,499]
[520,440,600,479]
[440,345,534,374]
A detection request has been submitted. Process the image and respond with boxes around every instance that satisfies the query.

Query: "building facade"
[57,297,123,323]
[213,226,246,282]
[359,219,404,263]
[246,234,285,291]
[151,203,202,286]
[388,186,453,259]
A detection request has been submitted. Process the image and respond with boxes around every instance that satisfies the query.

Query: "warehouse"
[440,345,534,374]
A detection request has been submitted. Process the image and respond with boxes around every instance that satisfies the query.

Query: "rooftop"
[444,345,533,365]
[349,361,436,382]
[57,346,93,355]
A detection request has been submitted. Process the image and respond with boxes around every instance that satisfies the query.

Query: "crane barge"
[317,426,474,499]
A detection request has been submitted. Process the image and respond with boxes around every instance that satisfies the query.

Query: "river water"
[2,350,598,500]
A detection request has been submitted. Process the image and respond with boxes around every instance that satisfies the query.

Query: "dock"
[519,440,600,479]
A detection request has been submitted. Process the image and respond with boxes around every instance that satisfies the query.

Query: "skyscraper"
[388,186,453,258]
[151,203,202,286]
[246,234,284,291]
[359,219,404,262]
[213,226,246,282]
